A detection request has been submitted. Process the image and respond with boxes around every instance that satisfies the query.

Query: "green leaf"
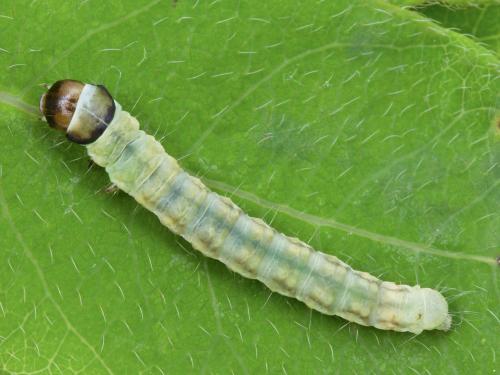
[388,0,500,7]
[420,3,500,55]
[1,1,498,374]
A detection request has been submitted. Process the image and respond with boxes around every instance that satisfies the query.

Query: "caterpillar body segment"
[40,80,451,334]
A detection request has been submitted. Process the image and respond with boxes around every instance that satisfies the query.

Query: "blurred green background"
[0,1,498,374]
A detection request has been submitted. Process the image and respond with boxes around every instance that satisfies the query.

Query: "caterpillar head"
[40,79,116,144]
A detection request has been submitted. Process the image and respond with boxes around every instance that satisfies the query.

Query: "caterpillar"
[39,80,451,334]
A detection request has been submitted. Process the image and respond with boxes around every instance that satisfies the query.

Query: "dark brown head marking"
[40,79,84,131]
[40,80,116,144]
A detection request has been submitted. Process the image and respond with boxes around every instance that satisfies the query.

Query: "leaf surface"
[420,2,500,54]
[0,1,499,374]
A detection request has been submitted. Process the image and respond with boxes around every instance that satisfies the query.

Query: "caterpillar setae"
[39,80,451,334]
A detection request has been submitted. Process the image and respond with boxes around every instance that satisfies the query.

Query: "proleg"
[39,80,452,334]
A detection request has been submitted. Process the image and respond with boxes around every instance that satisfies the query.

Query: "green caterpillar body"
[40,81,451,334]
[87,102,451,334]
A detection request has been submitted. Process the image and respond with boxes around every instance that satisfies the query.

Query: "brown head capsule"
[40,79,116,144]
